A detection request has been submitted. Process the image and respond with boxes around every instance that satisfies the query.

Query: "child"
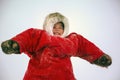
[1,12,112,80]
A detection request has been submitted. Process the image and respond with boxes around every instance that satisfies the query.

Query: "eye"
[59,27,63,29]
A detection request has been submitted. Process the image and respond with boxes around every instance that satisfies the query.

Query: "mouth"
[53,32,61,36]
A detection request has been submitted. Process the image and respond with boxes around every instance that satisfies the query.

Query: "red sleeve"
[11,28,50,57]
[68,33,104,63]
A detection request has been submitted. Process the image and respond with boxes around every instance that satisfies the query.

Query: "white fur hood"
[43,12,69,37]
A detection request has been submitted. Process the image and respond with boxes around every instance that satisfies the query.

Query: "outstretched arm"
[1,40,20,54]
[67,33,112,67]
[1,28,51,57]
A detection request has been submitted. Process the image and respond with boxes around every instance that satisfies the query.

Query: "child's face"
[52,23,64,36]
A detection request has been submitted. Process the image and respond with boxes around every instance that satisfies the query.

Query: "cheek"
[61,30,64,34]
[52,29,54,32]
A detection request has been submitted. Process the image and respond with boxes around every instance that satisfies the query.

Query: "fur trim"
[43,12,69,37]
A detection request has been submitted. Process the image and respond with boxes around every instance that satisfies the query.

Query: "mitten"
[93,54,112,67]
[1,40,20,54]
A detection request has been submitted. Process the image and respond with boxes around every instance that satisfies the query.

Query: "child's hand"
[93,54,112,67]
[1,40,20,54]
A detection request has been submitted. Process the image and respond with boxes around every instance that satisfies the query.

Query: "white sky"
[0,0,120,80]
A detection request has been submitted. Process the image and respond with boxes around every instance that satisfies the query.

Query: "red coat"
[12,28,104,80]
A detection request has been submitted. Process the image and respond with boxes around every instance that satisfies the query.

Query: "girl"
[1,12,112,80]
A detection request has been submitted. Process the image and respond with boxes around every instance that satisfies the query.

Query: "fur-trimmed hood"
[43,12,69,37]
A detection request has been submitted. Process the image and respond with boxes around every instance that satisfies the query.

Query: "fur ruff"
[43,12,69,37]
